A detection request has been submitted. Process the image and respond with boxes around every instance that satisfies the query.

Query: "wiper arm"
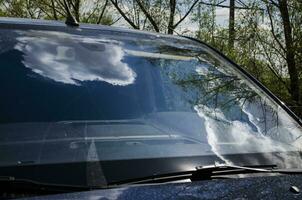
[109,163,302,186]
[192,163,277,180]
[192,163,302,181]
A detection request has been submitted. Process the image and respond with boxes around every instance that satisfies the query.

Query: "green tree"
[193,0,302,117]
[0,0,114,25]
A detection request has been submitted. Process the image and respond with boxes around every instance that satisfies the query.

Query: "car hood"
[20,174,302,199]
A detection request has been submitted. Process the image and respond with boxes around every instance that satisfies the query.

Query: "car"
[0,17,302,199]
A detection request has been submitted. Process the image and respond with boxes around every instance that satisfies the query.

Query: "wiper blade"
[198,163,302,173]
[109,163,302,186]
[0,176,96,192]
[191,163,302,180]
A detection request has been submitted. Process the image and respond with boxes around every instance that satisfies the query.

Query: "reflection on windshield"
[14,30,136,86]
[0,28,302,187]
[170,56,302,167]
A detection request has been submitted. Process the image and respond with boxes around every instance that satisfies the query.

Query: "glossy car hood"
[20,175,302,199]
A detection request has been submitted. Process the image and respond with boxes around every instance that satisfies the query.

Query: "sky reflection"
[14,30,136,86]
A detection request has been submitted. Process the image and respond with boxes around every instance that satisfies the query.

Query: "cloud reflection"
[14,30,136,86]
[194,104,302,168]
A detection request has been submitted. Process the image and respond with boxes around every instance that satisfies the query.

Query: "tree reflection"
[155,53,302,167]
[143,43,292,139]
[176,63,256,112]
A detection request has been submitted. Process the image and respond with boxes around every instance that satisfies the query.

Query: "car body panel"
[19,175,302,199]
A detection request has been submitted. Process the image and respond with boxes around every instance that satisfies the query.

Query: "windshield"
[0,27,302,187]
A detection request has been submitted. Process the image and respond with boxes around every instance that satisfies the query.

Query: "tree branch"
[109,16,122,25]
[97,0,108,24]
[135,0,159,32]
[200,0,264,10]
[109,0,139,29]
[173,0,199,29]
[85,1,100,23]
[266,4,286,53]
[255,29,290,91]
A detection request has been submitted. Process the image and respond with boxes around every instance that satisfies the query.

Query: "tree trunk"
[228,0,235,50]
[279,0,300,107]
[51,0,58,20]
[74,0,80,22]
[168,0,176,34]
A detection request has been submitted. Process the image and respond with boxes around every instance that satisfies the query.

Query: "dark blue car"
[1,17,302,199]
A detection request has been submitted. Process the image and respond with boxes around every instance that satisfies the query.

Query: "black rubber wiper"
[0,176,97,193]
[191,163,302,180]
[109,163,302,186]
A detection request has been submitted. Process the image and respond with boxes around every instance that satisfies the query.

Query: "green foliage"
[193,0,302,117]
[0,0,113,25]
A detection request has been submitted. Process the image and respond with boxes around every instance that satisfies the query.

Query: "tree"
[229,0,235,49]
[0,0,114,25]
[278,0,300,106]
[193,0,301,117]
[261,0,301,115]
[109,0,199,34]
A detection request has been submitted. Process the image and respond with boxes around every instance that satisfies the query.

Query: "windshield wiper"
[191,163,302,180]
[3,164,302,191]
[109,163,302,186]
[0,176,97,193]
